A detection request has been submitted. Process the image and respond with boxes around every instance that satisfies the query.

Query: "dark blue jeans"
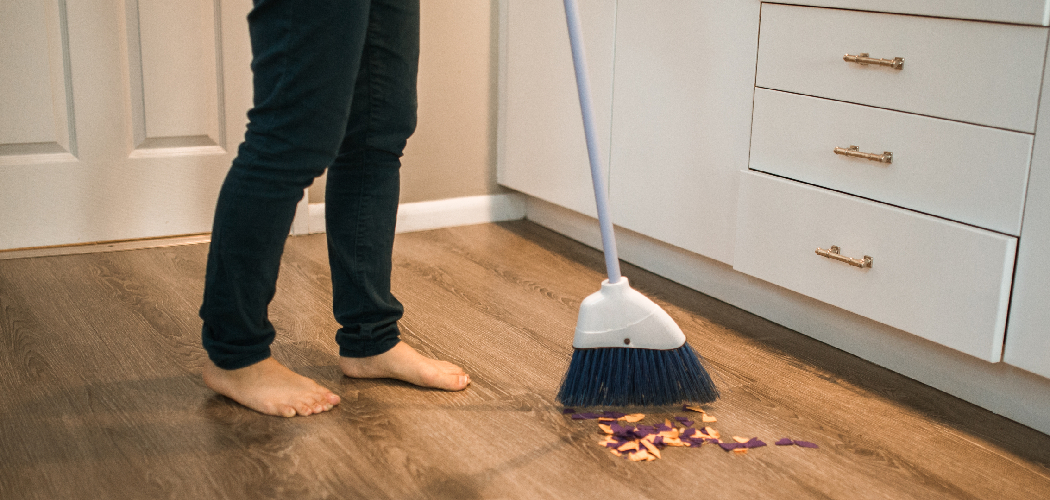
[200,0,419,370]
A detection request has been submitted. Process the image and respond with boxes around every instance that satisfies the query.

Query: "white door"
[0,0,253,250]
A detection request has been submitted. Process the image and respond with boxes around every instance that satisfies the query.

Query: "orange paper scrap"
[617,441,639,452]
[641,439,663,459]
[629,448,651,462]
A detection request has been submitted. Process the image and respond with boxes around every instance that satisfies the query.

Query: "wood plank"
[0,221,1048,499]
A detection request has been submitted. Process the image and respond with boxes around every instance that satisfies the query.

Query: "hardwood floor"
[1,220,1048,499]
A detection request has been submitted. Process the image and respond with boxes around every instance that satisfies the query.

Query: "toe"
[442,373,470,391]
[325,392,341,406]
[295,402,314,416]
[276,405,297,418]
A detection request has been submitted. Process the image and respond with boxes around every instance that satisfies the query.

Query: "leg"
[325,0,469,391]
[199,0,371,416]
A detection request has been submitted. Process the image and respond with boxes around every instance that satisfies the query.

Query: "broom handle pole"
[563,0,622,284]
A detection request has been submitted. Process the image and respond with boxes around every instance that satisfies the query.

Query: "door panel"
[129,0,226,151]
[0,0,75,160]
[0,0,253,250]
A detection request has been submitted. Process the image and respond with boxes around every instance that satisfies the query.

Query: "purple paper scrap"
[775,438,793,446]
[794,440,819,449]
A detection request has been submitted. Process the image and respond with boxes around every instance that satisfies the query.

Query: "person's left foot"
[203,357,341,417]
[339,341,470,391]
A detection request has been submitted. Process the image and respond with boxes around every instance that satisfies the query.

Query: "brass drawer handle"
[816,245,873,268]
[834,145,893,164]
[844,53,904,70]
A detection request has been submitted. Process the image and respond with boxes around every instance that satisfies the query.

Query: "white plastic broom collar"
[572,278,687,350]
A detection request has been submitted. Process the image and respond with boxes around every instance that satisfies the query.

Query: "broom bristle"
[556,343,718,407]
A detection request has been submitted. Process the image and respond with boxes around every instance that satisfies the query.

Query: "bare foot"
[340,342,471,391]
[203,357,342,417]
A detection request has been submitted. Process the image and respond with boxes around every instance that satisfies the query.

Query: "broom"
[555,0,719,407]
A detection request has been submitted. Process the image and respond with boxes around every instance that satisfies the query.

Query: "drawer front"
[770,0,1050,26]
[734,171,1016,362]
[749,88,1033,235]
[756,4,1048,132]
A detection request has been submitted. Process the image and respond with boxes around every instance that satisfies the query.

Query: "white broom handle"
[562,0,622,284]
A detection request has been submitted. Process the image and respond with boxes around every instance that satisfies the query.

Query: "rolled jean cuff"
[338,336,400,359]
[205,345,272,371]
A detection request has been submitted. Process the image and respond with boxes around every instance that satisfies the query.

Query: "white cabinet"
[1004,55,1050,379]
[499,0,761,265]
[739,3,1049,364]
[607,0,760,265]
[498,1,1050,378]
[497,0,615,219]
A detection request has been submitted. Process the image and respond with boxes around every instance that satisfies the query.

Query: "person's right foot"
[203,357,341,417]
[339,341,470,391]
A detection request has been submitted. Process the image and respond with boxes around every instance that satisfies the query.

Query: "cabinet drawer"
[756,4,1048,132]
[734,171,1016,362]
[749,88,1033,235]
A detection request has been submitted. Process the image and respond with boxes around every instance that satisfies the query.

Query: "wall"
[310,0,504,204]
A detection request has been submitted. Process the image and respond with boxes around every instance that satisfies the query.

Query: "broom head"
[556,278,719,406]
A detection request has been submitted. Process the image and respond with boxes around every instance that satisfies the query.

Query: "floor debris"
[568,406,818,461]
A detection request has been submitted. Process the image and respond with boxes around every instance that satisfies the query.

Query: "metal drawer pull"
[834,145,893,164]
[816,246,873,269]
[844,53,904,70]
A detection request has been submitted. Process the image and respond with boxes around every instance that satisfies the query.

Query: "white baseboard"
[293,193,527,236]
[524,195,1050,436]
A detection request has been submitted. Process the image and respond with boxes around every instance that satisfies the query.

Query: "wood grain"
[0,221,1048,499]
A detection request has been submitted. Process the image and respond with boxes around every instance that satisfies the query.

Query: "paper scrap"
[629,448,651,462]
[641,439,663,459]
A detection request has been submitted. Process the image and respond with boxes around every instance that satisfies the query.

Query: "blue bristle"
[556,343,719,407]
